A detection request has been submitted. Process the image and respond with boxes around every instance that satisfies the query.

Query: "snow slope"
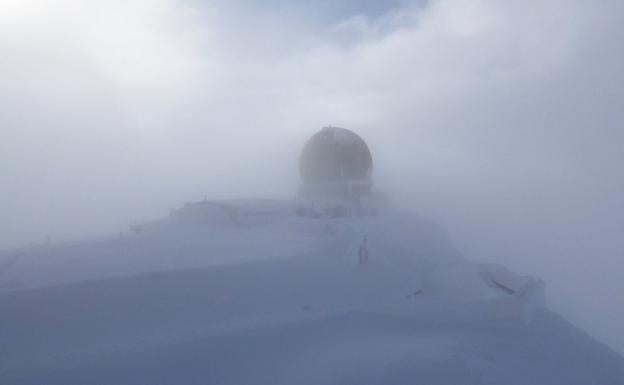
[1,200,623,384]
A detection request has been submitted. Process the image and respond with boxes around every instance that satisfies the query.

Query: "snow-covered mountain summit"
[1,199,623,384]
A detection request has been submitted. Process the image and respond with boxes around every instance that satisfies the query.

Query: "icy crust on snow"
[1,199,623,384]
[0,200,316,292]
[0,198,546,310]
[0,199,477,295]
[0,199,536,303]
[1,253,623,384]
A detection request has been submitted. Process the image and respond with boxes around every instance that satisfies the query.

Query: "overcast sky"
[1,0,623,353]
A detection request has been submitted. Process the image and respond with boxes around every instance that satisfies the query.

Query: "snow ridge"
[0,200,622,384]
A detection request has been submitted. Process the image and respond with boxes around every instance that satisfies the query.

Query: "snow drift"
[1,200,622,384]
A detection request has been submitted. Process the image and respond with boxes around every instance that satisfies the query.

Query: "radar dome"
[299,127,373,184]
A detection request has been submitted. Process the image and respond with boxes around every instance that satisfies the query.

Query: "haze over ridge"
[1,0,623,355]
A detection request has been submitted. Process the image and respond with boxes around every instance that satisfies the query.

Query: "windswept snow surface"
[1,200,623,384]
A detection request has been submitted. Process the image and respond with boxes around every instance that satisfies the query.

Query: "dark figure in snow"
[358,237,369,265]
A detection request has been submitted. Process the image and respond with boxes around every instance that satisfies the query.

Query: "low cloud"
[1,0,623,353]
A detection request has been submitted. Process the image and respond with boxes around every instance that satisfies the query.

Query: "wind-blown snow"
[1,200,622,384]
